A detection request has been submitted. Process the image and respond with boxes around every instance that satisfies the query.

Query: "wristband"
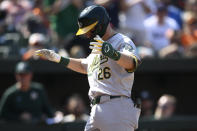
[128,54,141,72]
[59,57,70,67]
[102,42,121,61]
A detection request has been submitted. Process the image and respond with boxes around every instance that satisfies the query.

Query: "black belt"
[91,95,141,108]
[91,95,121,106]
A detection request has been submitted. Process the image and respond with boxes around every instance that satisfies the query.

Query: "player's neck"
[102,24,116,41]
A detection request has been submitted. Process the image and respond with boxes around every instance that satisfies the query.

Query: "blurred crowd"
[0,0,196,60]
[139,90,177,120]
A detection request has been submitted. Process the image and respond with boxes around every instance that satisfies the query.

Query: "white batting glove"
[35,49,61,63]
[89,35,104,54]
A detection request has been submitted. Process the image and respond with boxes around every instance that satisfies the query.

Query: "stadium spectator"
[184,0,197,17]
[22,33,48,60]
[32,0,51,29]
[139,90,154,118]
[157,0,183,29]
[89,0,122,29]
[184,43,197,58]
[181,16,197,48]
[61,94,89,123]
[19,12,49,42]
[0,61,55,123]
[144,4,180,54]
[159,30,184,58]
[154,94,177,120]
[0,0,32,27]
[0,8,23,57]
[43,0,83,48]
[69,45,87,58]
[119,0,156,46]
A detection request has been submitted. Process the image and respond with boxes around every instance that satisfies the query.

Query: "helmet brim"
[76,21,98,36]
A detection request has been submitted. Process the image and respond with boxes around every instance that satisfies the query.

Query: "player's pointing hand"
[35,49,70,67]
[35,49,61,63]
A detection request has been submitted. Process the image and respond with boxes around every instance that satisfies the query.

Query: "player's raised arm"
[116,52,141,72]
[90,34,141,72]
[35,49,87,74]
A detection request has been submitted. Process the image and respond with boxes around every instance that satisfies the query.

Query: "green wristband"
[102,42,121,61]
[59,57,70,67]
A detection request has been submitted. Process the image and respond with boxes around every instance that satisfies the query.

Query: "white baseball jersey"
[82,33,140,99]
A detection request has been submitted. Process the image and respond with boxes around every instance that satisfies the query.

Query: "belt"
[90,95,141,109]
[90,95,123,106]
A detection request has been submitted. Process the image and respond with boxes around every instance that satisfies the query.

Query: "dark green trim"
[102,42,121,61]
[59,57,70,67]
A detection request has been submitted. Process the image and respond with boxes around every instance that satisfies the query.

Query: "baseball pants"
[84,96,141,131]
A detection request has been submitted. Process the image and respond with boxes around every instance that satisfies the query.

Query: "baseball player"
[35,5,141,131]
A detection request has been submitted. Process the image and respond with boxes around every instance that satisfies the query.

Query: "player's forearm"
[35,49,87,74]
[67,58,87,74]
[116,53,141,71]
[116,53,134,70]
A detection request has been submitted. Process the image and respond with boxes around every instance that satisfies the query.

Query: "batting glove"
[89,35,103,54]
[89,35,121,61]
[35,49,61,63]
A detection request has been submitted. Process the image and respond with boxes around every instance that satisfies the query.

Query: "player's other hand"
[89,35,104,54]
[90,35,121,61]
[35,49,61,63]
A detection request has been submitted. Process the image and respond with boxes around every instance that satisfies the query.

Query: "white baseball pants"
[84,96,141,131]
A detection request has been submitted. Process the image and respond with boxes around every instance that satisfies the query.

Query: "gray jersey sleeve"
[119,37,140,61]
